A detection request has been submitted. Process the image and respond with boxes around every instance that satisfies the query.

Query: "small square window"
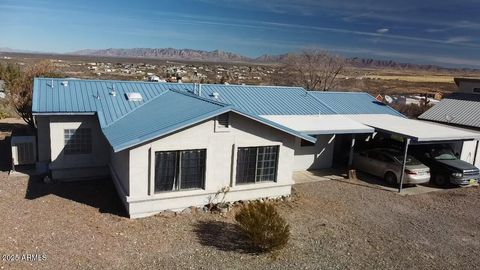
[64,128,92,155]
[215,113,230,132]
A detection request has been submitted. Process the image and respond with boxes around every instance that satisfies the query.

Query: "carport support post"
[348,135,355,168]
[398,138,411,193]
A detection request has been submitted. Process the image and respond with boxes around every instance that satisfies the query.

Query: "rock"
[158,210,176,218]
[181,207,192,214]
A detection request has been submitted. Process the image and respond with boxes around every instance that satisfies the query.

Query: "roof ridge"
[36,78,307,89]
[306,92,339,115]
[167,88,231,107]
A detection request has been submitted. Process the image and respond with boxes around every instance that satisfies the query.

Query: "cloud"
[376,28,389,34]
[446,36,473,43]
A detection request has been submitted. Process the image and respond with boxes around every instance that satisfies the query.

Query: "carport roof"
[348,114,480,142]
[261,115,374,135]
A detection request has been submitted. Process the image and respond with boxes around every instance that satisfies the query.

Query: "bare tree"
[5,61,62,128]
[271,49,345,91]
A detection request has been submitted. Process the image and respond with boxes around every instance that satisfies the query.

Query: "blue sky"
[1,0,480,67]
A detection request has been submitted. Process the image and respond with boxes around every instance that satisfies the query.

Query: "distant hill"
[70,47,479,72]
[2,46,477,72]
[71,48,251,63]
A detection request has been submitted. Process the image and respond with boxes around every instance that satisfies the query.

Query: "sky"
[1,0,480,68]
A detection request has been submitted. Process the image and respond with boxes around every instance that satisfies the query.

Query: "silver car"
[353,148,430,185]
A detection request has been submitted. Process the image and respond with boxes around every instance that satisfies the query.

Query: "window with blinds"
[154,149,206,192]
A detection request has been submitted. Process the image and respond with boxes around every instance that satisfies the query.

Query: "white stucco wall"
[47,115,110,179]
[120,112,296,218]
[460,140,477,165]
[293,134,335,171]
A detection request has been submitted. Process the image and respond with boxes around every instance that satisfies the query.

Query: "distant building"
[419,77,480,168]
[453,77,480,94]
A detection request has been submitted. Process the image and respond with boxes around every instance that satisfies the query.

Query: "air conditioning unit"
[11,136,36,165]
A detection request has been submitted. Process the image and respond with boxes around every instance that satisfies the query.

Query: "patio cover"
[261,115,374,135]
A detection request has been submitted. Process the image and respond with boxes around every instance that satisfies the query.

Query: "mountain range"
[70,48,477,72]
[1,47,477,72]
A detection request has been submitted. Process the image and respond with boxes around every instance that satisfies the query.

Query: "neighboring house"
[419,78,480,168]
[31,78,412,218]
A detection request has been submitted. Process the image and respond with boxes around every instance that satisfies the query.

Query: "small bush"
[235,201,290,252]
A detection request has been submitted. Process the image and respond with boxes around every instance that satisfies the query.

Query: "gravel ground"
[0,172,479,270]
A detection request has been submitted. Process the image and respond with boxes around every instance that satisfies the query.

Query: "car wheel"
[384,172,397,186]
[434,174,449,187]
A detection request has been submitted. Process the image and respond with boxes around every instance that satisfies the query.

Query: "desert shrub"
[235,201,290,252]
[390,102,432,118]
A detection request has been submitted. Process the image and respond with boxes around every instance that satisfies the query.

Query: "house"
[32,78,479,217]
[419,78,480,168]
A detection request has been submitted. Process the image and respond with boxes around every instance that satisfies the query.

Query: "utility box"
[11,136,36,165]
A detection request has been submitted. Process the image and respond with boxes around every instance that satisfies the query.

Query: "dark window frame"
[154,149,206,193]
[64,128,92,155]
[236,145,279,184]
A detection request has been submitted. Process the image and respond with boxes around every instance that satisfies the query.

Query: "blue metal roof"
[308,91,404,117]
[32,78,192,126]
[188,84,336,115]
[103,91,231,151]
[33,78,316,151]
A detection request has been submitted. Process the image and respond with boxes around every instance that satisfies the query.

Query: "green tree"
[4,61,63,127]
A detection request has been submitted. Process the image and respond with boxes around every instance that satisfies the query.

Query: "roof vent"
[211,92,220,99]
[61,81,68,87]
[126,92,143,102]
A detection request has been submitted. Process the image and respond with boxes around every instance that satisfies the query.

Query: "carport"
[349,114,480,192]
[262,115,374,167]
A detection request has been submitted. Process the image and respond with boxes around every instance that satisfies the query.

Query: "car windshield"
[393,155,422,165]
[430,149,457,160]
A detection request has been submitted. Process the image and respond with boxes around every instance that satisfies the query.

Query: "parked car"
[353,148,430,186]
[410,145,480,186]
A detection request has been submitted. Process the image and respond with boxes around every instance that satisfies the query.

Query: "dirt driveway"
[0,171,478,270]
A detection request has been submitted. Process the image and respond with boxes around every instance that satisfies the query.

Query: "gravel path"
[0,173,478,270]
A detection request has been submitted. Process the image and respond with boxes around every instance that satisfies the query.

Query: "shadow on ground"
[0,120,31,172]
[193,220,257,254]
[25,176,127,217]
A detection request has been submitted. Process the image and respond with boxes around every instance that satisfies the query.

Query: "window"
[300,139,315,147]
[64,128,92,155]
[154,149,206,192]
[215,113,230,132]
[473,88,480,93]
[236,146,279,184]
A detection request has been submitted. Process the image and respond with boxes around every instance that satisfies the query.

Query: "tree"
[4,61,63,128]
[271,49,345,91]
